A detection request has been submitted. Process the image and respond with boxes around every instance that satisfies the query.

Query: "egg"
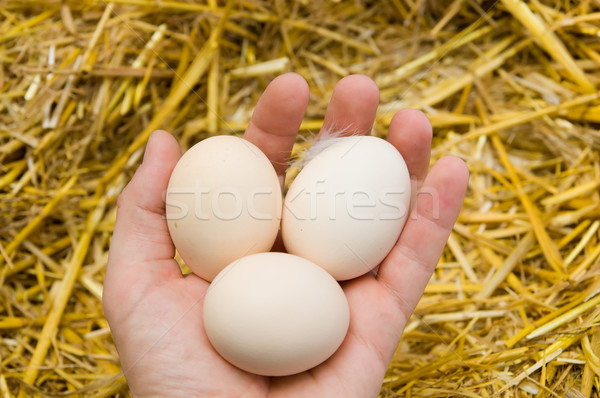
[203,252,350,376]
[282,135,411,281]
[166,135,281,281]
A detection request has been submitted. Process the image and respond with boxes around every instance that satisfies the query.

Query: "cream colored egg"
[166,135,281,281]
[203,252,350,376]
[282,136,411,281]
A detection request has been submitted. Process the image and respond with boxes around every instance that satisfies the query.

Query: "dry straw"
[1,0,600,396]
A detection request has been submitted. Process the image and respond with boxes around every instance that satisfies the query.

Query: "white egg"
[203,252,350,376]
[282,136,411,280]
[165,135,281,281]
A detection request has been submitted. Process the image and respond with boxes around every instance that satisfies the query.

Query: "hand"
[103,73,469,397]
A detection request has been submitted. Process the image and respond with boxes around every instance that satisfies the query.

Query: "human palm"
[103,74,469,397]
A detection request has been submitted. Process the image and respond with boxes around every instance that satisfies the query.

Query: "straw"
[2,1,600,396]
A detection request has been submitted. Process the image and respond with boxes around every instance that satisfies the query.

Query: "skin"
[103,73,470,397]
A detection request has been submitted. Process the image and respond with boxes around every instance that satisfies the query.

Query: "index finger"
[243,73,310,180]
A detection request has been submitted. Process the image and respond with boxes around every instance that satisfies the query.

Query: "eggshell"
[166,135,281,281]
[282,135,411,280]
[203,252,350,376]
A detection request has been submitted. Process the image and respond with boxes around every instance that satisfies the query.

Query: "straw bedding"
[1,0,600,396]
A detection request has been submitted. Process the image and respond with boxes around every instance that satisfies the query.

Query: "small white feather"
[288,126,362,172]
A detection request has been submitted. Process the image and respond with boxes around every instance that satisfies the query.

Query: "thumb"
[104,130,183,306]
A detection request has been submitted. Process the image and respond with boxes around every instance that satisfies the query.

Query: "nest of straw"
[1,0,600,396]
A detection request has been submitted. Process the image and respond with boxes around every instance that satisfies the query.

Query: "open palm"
[103,74,469,397]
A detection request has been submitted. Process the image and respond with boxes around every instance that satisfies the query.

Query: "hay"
[1,0,599,396]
